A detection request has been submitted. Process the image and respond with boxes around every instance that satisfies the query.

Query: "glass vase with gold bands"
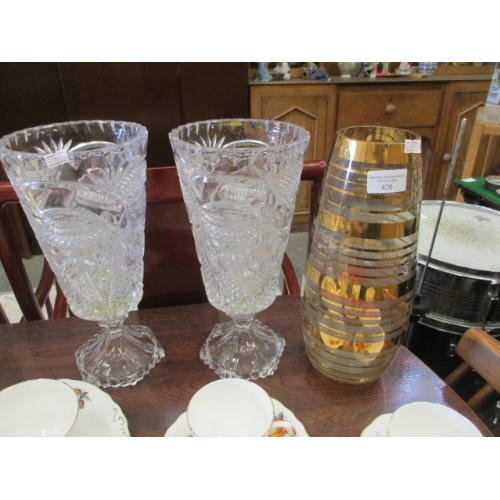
[301,126,422,384]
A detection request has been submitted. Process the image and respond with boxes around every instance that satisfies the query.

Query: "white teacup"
[186,379,293,437]
[388,402,482,437]
[0,379,79,437]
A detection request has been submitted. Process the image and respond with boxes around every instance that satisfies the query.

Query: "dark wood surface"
[0,295,492,437]
[1,62,250,170]
[58,62,183,167]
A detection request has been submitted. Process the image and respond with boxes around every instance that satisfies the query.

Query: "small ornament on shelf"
[255,62,272,81]
[358,62,372,77]
[395,62,411,76]
[302,62,331,81]
[274,62,291,80]
[418,62,438,75]
[359,62,378,78]
[337,62,360,78]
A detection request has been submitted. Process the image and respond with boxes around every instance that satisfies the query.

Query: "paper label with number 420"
[367,169,407,194]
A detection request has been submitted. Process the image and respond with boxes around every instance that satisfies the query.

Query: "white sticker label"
[480,105,500,125]
[462,178,476,183]
[367,169,407,194]
[43,150,69,169]
[404,139,421,153]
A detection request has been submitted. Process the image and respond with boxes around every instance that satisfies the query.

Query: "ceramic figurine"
[274,62,291,80]
[395,62,411,75]
[256,62,272,82]
[358,62,371,77]
[303,62,330,81]
[418,62,438,75]
[394,62,411,76]
[337,62,360,78]
[359,62,376,77]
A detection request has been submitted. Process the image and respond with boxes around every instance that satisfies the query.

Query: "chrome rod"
[416,118,467,297]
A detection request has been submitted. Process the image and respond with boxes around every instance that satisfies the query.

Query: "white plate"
[360,413,392,437]
[165,398,309,437]
[59,379,130,437]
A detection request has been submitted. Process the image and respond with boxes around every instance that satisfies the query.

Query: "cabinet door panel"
[251,85,336,161]
[251,85,335,225]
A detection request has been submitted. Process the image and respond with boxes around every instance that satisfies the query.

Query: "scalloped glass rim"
[0,120,148,158]
[168,118,310,152]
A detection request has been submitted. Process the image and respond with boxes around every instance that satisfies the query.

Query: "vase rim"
[0,120,148,158]
[169,118,310,152]
[337,126,421,145]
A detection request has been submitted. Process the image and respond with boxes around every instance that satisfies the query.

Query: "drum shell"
[417,201,500,336]
[416,263,500,335]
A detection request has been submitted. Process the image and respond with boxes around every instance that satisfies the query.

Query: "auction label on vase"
[43,150,69,169]
[367,169,407,194]
[404,139,421,153]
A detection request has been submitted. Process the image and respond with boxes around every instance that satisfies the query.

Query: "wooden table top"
[0,295,492,437]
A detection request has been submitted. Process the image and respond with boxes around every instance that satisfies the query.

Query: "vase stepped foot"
[200,319,285,380]
[75,325,165,388]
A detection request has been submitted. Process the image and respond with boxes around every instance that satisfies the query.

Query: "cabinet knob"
[442,153,453,162]
[385,104,396,115]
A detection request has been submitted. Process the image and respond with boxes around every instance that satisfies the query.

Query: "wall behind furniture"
[0,62,249,173]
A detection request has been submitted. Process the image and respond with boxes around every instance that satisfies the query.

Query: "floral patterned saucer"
[59,379,130,437]
[360,414,393,437]
[164,398,309,437]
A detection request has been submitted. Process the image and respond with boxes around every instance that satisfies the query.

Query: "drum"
[416,201,500,337]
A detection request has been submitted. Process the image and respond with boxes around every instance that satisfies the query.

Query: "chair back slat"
[444,327,500,434]
[455,327,500,394]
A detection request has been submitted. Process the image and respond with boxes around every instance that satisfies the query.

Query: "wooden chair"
[444,327,500,434]
[0,160,326,318]
[0,183,68,323]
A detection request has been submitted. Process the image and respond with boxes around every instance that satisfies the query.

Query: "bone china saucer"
[59,379,130,437]
[165,397,309,437]
[360,413,393,437]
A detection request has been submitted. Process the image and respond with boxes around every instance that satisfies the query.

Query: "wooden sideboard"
[250,74,495,224]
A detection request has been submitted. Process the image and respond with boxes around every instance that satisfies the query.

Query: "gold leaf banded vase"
[301,126,422,384]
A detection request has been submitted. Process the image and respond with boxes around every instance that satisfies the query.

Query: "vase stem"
[232,314,255,325]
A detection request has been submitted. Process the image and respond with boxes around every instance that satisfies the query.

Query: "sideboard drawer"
[337,89,443,129]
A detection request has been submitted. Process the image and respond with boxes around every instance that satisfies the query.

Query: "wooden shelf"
[435,65,495,76]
